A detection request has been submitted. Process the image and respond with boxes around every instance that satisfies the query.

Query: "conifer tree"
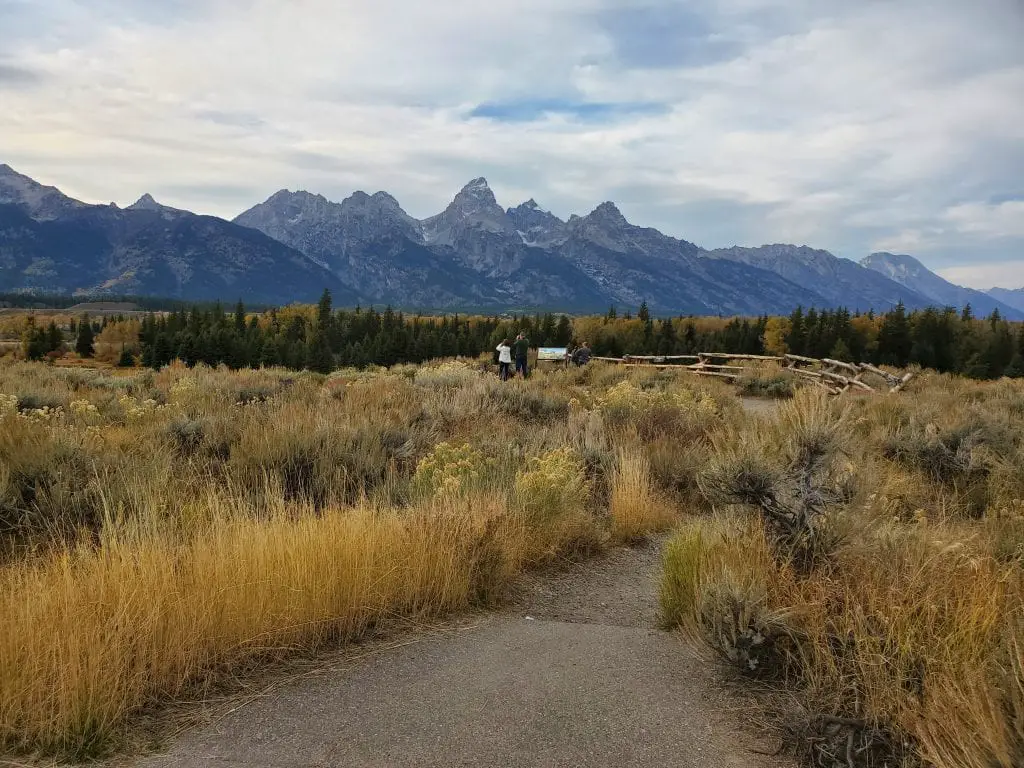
[75,314,95,358]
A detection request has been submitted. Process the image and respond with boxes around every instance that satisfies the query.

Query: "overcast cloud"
[1,0,1022,287]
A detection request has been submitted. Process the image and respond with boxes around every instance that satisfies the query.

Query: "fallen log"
[890,371,917,394]
[857,363,902,386]
[785,354,821,365]
[698,353,785,362]
[622,354,700,361]
[819,370,875,392]
[822,358,860,375]
[692,370,739,380]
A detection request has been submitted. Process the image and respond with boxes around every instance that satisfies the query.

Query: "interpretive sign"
[537,347,568,362]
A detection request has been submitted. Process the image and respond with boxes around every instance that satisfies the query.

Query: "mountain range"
[1,163,1021,318]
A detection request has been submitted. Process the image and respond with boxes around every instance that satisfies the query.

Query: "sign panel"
[537,347,568,362]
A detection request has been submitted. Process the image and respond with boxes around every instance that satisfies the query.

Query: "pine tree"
[877,301,912,366]
[46,321,63,355]
[829,338,852,362]
[1005,352,1024,379]
[234,301,247,334]
[75,314,95,358]
[786,307,806,356]
[637,301,650,324]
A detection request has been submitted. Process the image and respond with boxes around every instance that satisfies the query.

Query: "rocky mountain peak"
[507,199,567,247]
[460,177,493,196]
[371,190,402,208]
[128,193,162,211]
[589,201,627,225]
[861,251,926,277]
[422,177,513,246]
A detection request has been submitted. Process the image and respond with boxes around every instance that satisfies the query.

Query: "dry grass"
[0,358,724,758]
[662,376,1024,768]
[0,491,563,756]
[609,447,678,541]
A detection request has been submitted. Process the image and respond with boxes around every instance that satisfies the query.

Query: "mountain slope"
[0,167,347,304]
[986,287,1024,314]
[704,244,933,311]
[553,204,827,314]
[861,252,1023,319]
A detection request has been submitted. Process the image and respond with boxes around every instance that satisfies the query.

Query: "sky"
[1,0,1022,288]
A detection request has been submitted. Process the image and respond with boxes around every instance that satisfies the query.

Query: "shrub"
[413,441,489,498]
[738,374,795,399]
[515,447,588,521]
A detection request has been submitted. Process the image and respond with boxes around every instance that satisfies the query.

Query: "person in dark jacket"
[513,333,530,378]
[575,341,592,366]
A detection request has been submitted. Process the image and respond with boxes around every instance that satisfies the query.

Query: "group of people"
[494,335,591,381]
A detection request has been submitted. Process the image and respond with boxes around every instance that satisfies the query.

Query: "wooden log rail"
[590,351,916,396]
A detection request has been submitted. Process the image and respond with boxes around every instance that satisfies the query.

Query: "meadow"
[0,358,707,759]
[0,356,1021,768]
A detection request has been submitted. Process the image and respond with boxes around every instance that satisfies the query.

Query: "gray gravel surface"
[128,537,790,768]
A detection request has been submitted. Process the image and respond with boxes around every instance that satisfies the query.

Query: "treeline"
[136,292,575,373]
[0,292,255,313]
[21,292,1024,379]
[134,297,1024,378]
[576,302,1024,379]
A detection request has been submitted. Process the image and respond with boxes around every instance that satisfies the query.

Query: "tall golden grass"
[0,492,562,755]
[0,358,728,757]
[609,447,678,541]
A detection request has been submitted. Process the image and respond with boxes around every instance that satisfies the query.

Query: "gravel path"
[129,538,789,768]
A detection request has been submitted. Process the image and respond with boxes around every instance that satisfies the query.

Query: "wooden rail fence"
[591,353,916,395]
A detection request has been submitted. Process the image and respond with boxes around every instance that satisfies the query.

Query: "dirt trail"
[130,539,789,768]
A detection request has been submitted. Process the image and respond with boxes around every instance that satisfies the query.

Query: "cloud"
[938,262,1024,291]
[1,0,1022,285]
[944,201,1024,240]
[0,62,42,87]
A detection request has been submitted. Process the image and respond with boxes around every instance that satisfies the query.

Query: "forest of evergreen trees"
[19,291,1024,380]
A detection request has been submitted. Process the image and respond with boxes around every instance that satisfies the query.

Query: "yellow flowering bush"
[169,375,199,404]
[596,380,720,440]
[413,441,489,498]
[0,394,17,415]
[515,447,588,520]
[17,406,64,424]
[68,399,100,423]
[118,394,164,421]
[597,380,717,417]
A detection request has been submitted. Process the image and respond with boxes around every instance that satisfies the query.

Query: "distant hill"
[985,287,1024,314]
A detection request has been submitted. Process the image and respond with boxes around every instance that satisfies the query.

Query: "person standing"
[576,341,592,366]
[496,338,513,381]
[513,332,531,378]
